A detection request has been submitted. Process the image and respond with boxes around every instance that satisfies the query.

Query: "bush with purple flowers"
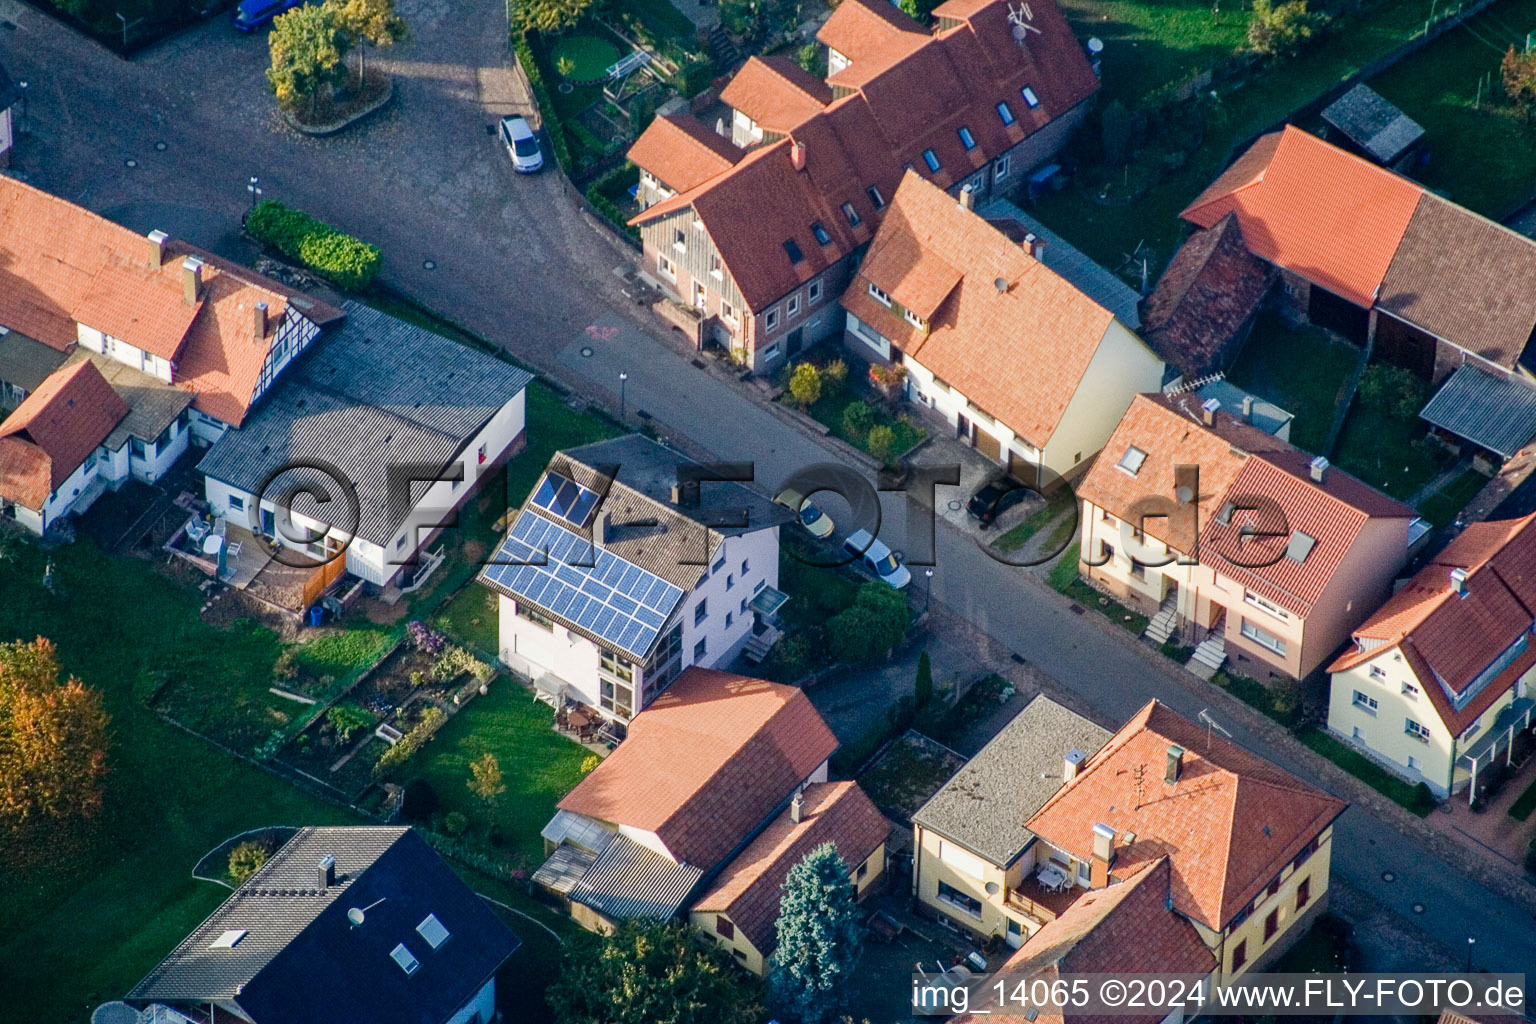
[407,620,446,655]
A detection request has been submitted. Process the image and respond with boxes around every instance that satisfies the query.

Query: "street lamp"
[1466,936,1475,973]
[619,371,628,420]
[247,176,263,215]
[924,568,934,614]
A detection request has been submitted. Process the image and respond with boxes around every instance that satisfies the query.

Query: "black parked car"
[967,479,1029,527]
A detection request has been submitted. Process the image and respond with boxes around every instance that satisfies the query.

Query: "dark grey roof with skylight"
[127,827,520,1024]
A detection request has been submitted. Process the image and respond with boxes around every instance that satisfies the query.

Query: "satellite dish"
[1175,484,1194,505]
[91,1003,143,1024]
[993,277,1008,293]
[1086,36,1104,54]
[985,881,1001,896]
[347,907,366,927]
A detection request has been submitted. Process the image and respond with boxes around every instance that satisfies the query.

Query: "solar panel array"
[531,471,601,529]
[485,513,684,659]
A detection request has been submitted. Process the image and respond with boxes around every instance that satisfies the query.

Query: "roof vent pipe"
[1450,567,1468,596]
[1201,398,1220,426]
[790,791,804,824]
[1165,744,1185,784]
[1309,456,1329,483]
[318,854,336,891]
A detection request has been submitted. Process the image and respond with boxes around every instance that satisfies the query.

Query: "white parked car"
[774,487,835,539]
[500,115,544,173]
[843,529,911,590]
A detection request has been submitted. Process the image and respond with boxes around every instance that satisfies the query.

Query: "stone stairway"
[1142,593,1177,645]
[708,24,742,74]
[1186,634,1227,680]
[742,624,780,664]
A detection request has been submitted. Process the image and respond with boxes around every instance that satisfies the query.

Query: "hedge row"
[246,200,382,291]
[513,32,573,173]
[585,162,640,244]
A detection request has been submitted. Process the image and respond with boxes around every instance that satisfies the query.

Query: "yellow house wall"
[1040,323,1166,484]
[1217,827,1335,980]
[1328,651,1529,796]
[913,825,1041,942]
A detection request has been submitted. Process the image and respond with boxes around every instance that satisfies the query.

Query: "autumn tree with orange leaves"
[0,638,110,840]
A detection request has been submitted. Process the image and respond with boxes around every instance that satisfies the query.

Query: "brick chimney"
[958,183,975,211]
[790,140,806,171]
[1201,397,1220,426]
[790,791,804,823]
[182,256,204,305]
[1309,455,1329,483]
[1063,748,1087,783]
[1089,822,1116,887]
[146,229,169,269]
[253,301,268,339]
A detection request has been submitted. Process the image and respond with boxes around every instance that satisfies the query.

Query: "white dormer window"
[1116,446,1147,477]
[1022,86,1040,108]
[904,308,924,329]
[868,282,891,307]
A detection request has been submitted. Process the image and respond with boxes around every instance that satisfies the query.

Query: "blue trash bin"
[308,605,324,627]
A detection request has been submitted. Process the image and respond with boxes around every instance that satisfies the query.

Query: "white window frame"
[903,308,924,329]
[721,300,739,324]
[808,279,823,303]
[710,253,723,279]
[765,308,780,331]
[1116,446,1147,476]
[657,253,676,280]
[1352,690,1379,714]
[868,282,891,307]
[1405,718,1431,742]
[1240,618,1287,656]
[1243,589,1289,621]
[673,228,687,253]
[787,293,802,318]
[995,153,1011,182]
[1401,681,1420,700]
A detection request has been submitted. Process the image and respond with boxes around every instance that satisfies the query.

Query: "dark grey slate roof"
[911,695,1110,867]
[198,303,533,546]
[1420,363,1536,459]
[128,827,520,1024]
[566,832,705,921]
[1321,84,1424,165]
[0,330,67,396]
[64,351,193,451]
[977,196,1142,329]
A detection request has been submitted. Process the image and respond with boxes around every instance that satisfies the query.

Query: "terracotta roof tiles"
[1026,701,1347,930]
[558,668,838,870]
[627,114,745,194]
[693,781,889,954]
[0,360,128,509]
[1142,213,1273,377]
[719,57,833,135]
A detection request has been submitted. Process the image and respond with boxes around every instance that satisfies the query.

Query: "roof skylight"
[390,942,420,975]
[1116,446,1148,477]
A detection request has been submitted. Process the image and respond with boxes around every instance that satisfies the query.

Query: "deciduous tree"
[0,637,110,834]
[827,583,909,664]
[549,921,763,1024]
[514,0,594,35]
[789,362,823,410]
[769,843,863,1024]
[467,752,506,807]
[327,0,406,89]
[1503,46,1536,123]
[267,3,348,116]
[1246,0,1324,57]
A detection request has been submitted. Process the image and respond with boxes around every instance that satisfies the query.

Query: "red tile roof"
[693,781,889,954]
[842,172,1124,447]
[720,57,833,135]
[817,0,928,69]
[558,668,839,869]
[1181,127,1422,308]
[629,0,1097,311]
[953,859,1216,1024]
[626,114,745,195]
[1330,514,1536,736]
[0,360,128,509]
[1026,701,1347,931]
[1078,393,1412,616]
[0,176,343,427]
[1141,213,1274,377]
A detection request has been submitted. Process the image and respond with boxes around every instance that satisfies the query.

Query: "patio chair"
[227,541,242,559]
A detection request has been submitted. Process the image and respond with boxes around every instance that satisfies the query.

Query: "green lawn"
[1366,0,1536,217]
[407,683,590,871]
[1048,543,1149,634]
[1031,0,1492,272]
[1331,399,1450,501]
[798,385,927,464]
[1059,0,1247,108]
[777,543,862,631]
[1299,727,1435,816]
[1226,313,1361,453]
[1417,468,1487,528]
[994,487,1078,554]
[0,540,358,1021]
[434,583,502,656]
[551,34,620,81]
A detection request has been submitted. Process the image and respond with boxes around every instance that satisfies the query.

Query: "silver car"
[500,115,544,174]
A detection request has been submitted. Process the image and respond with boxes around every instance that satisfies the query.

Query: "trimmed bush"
[443,810,469,835]
[514,32,572,172]
[228,840,270,883]
[246,200,381,290]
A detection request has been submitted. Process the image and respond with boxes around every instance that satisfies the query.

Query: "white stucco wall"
[443,977,497,1024]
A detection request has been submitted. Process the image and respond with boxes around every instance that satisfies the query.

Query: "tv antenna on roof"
[1198,708,1232,750]
[1007,2,1041,39]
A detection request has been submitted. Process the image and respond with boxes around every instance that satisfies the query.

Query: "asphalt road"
[4,0,1534,983]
